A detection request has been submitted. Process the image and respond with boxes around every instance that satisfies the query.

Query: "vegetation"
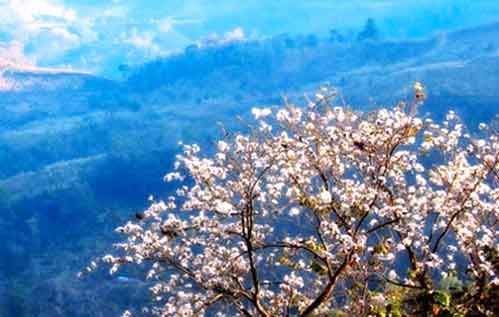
[89,85,498,316]
[125,18,392,93]
[2,20,499,317]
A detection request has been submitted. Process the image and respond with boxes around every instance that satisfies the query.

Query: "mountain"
[1,21,499,317]
[0,69,121,132]
[1,69,114,92]
[126,21,499,102]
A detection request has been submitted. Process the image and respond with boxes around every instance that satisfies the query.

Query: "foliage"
[88,85,499,316]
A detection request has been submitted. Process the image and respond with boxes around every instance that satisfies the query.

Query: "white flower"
[164,172,183,182]
[110,264,120,275]
[396,243,405,252]
[251,107,272,119]
[289,207,301,216]
[336,111,345,122]
[318,190,332,204]
[217,141,229,153]
[416,174,427,186]
[283,272,304,290]
[371,294,385,306]
[414,163,425,173]
[215,200,233,214]
[446,111,456,121]
[121,310,132,317]
[378,253,395,261]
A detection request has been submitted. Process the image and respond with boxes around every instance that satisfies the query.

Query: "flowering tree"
[89,85,498,316]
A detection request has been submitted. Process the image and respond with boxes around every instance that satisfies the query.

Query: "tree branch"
[300,253,351,317]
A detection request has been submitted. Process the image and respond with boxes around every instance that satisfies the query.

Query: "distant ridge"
[0,64,115,92]
[0,56,94,92]
[446,19,499,38]
[0,61,91,76]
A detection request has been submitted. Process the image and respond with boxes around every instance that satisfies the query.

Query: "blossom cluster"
[89,87,498,316]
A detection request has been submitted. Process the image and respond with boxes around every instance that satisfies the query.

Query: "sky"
[1,0,499,78]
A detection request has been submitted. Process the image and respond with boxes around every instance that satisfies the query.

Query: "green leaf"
[309,260,328,275]
[433,290,451,308]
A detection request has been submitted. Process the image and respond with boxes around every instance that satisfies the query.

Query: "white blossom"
[251,107,272,119]
[90,88,499,317]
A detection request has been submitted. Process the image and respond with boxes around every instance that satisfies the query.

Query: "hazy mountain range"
[0,20,499,316]
[2,0,499,78]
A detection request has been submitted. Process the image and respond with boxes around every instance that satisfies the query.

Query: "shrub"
[87,85,498,316]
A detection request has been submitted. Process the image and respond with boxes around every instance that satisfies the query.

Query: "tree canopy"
[87,85,499,317]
